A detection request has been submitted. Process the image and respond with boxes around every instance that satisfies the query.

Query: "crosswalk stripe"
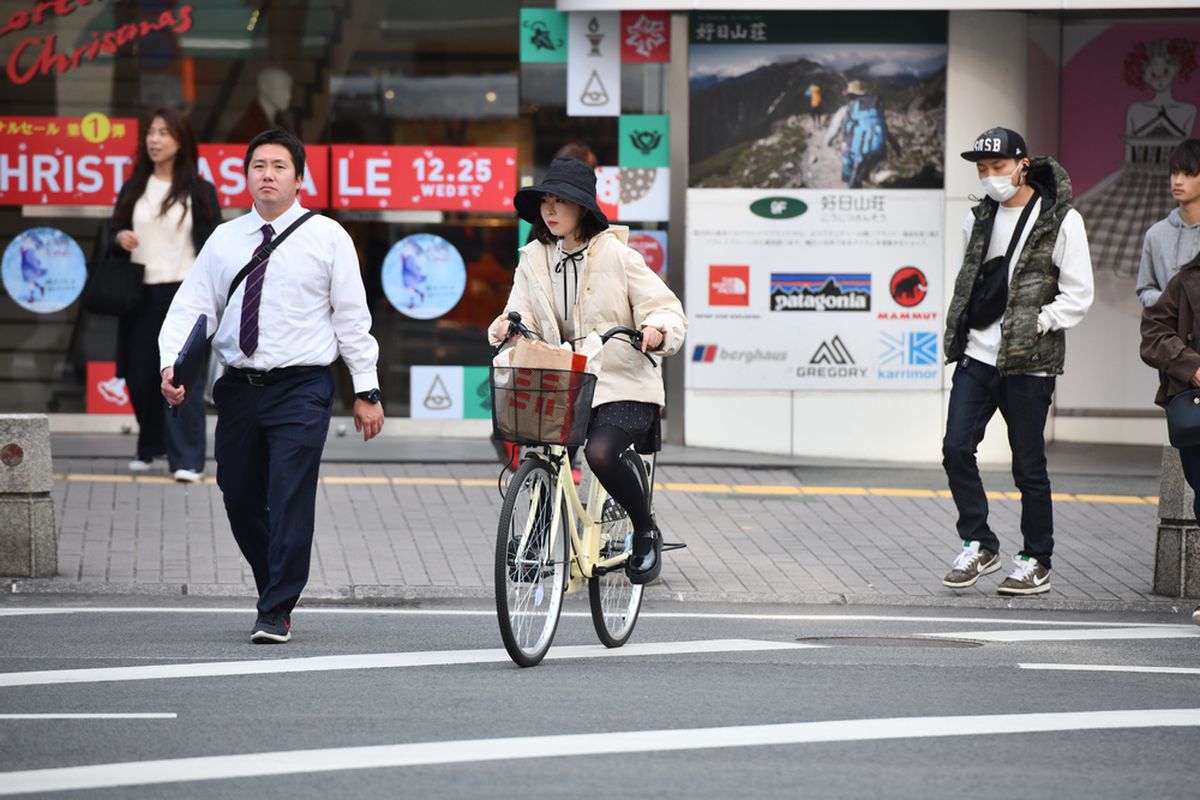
[1,709,1196,795]
[926,627,1200,643]
[0,639,817,688]
[0,713,176,720]
[1019,663,1200,676]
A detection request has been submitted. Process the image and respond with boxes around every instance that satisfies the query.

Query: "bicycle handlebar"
[494,313,658,367]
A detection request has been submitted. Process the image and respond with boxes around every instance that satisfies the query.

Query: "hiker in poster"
[805,82,824,127]
[824,79,902,189]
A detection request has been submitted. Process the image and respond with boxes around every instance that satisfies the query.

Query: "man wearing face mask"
[940,127,1094,596]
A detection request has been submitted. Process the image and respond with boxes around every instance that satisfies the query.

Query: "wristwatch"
[356,388,382,405]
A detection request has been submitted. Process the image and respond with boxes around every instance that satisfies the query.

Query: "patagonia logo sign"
[750,197,807,219]
[770,273,871,312]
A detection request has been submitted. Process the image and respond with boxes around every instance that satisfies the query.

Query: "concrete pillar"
[1154,445,1200,598]
[0,415,56,577]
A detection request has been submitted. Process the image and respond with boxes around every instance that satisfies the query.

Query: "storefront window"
[0,1,673,421]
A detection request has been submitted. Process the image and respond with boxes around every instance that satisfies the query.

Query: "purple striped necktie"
[238,223,274,357]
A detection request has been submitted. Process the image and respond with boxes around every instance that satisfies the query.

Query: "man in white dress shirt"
[940,127,1093,597]
[159,129,384,643]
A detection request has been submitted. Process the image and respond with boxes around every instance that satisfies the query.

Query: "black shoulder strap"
[1002,191,1040,272]
[225,210,319,304]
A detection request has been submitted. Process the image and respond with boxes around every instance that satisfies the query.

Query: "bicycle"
[490,312,668,667]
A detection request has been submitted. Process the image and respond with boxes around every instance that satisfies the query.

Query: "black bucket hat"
[513,157,609,228]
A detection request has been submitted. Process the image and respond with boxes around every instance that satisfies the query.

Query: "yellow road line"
[52,473,1158,505]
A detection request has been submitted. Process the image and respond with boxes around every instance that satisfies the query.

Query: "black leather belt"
[226,365,327,387]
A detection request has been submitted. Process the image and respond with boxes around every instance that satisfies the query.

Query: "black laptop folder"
[170,314,209,416]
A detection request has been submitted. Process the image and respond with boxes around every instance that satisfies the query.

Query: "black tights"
[584,426,652,533]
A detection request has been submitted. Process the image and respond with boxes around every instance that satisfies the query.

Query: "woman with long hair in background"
[111,107,219,482]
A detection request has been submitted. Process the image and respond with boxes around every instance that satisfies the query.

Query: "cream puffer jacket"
[489,226,687,407]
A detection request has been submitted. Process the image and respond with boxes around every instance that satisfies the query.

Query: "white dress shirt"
[960,203,1094,372]
[158,199,379,392]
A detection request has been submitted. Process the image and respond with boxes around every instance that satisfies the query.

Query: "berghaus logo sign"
[750,197,807,219]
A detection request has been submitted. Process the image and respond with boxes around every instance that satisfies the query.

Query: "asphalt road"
[0,596,1197,799]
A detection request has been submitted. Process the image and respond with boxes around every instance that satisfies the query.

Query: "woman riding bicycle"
[488,157,687,584]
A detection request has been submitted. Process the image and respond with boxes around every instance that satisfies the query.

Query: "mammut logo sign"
[890,266,927,308]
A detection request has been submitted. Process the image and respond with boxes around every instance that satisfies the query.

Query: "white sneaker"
[173,469,203,483]
[1192,606,1200,627]
[128,459,153,473]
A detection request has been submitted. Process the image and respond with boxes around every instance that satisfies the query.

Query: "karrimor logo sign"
[708,265,749,306]
[770,273,871,312]
[878,330,940,381]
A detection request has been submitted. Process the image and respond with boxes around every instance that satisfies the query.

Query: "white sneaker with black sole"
[996,554,1051,595]
[942,540,1001,588]
[128,459,153,473]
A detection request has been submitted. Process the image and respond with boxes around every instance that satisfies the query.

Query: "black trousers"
[942,357,1056,569]
[117,282,206,470]
[1177,445,1200,521]
[213,367,333,615]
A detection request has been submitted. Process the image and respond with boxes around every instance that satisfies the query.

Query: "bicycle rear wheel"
[495,458,570,667]
[588,450,647,648]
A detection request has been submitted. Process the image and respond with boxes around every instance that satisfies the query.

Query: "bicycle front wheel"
[495,458,570,667]
[588,450,647,648]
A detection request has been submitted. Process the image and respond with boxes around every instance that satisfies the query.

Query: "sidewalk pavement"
[5,434,1184,613]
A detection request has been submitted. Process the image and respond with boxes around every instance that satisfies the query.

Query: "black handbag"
[82,221,144,316]
[1167,389,1200,448]
[967,192,1040,330]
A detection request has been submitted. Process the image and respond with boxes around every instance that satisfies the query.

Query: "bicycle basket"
[490,366,597,447]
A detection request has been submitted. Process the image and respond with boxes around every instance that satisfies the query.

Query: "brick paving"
[23,453,1170,611]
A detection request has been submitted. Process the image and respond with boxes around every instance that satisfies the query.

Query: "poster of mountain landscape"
[689,12,947,190]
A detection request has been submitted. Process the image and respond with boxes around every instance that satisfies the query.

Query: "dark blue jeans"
[942,357,1056,569]
[213,367,333,615]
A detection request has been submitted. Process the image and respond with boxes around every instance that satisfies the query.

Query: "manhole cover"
[796,635,981,648]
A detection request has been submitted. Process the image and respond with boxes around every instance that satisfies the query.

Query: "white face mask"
[981,168,1021,203]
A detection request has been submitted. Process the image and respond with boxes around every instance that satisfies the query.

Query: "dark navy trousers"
[213,367,333,615]
[942,357,1056,570]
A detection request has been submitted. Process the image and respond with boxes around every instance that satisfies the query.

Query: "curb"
[5,579,1191,615]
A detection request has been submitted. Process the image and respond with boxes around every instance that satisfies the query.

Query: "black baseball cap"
[961,127,1028,162]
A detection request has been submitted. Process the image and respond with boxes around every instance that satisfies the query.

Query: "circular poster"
[2,227,87,314]
[381,233,467,320]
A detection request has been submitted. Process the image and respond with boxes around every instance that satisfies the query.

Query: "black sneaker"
[251,611,291,643]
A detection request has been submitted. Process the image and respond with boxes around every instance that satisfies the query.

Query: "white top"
[130,176,196,285]
[158,200,380,392]
[960,202,1094,372]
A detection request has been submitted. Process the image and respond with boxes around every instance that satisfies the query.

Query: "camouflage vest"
[943,158,1073,375]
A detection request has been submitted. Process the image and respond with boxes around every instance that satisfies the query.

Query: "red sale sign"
[331,146,516,212]
[198,144,329,209]
[0,113,136,205]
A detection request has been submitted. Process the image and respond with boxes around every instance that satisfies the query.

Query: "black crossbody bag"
[224,210,319,303]
[967,192,1040,330]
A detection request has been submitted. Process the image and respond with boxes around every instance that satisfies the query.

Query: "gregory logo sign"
[796,336,868,379]
[708,265,749,306]
[770,273,870,312]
